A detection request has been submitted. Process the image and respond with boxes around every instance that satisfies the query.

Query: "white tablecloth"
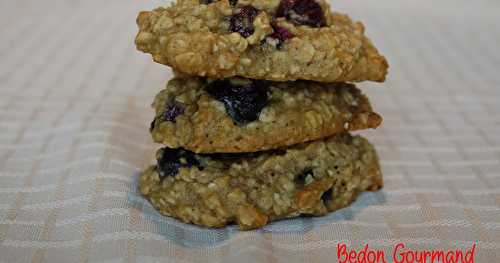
[0,0,499,262]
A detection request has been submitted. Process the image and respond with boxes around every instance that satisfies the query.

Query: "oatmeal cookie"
[135,0,388,83]
[150,76,382,153]
[139,133,383,230]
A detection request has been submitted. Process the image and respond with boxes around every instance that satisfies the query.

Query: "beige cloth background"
[1,0,499,262]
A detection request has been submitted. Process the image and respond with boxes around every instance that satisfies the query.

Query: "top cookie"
[135,0,388,83]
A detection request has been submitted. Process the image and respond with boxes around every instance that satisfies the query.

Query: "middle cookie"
[150,76,382,153]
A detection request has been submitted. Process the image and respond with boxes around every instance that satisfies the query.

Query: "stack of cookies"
[135,0,388,230]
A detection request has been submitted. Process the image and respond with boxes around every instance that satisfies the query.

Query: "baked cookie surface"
[135,0,388,83]
[139,133,382,230]
[150,76,382,153]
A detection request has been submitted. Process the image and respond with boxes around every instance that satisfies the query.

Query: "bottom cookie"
[139,133,382,230]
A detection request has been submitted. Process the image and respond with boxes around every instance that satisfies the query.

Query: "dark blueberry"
[321,188,333,202]
[270,23,294,42]
[205,79,269,125]
[200,0,237,5]
[229,6,259,38]
[276,0,326,27]
[162,102,184,122]
[295,169,313,184]
[157,148,203,179]
[266,22,295,48]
